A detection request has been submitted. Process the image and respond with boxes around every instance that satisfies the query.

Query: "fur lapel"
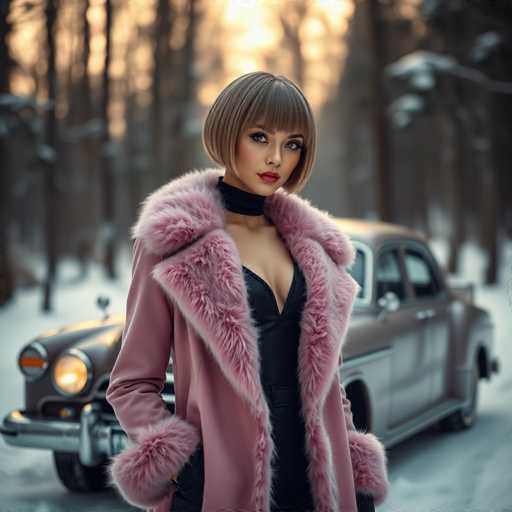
[132,167,359,511]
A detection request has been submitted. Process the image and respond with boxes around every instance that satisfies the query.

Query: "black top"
[242,259,315,512]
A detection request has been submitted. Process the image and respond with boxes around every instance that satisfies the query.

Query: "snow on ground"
[0,238,511,512]
[0,247,135,511]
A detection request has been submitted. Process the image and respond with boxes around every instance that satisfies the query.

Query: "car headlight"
[52,349,93,396]
[18,342,49,381]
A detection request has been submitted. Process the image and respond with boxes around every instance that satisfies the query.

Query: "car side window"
[376,248,406,301]
[404,248,440,299]
[348,248,365,299]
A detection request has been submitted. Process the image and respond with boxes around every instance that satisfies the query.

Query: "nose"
[266,141,282,167]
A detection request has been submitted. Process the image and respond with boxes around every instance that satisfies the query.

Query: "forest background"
[1,0,511,311]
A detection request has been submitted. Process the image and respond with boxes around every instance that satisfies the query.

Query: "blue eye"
[249,132,303,151]
[250,132,267,143]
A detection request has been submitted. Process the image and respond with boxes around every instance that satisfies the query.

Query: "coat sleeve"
[338,354,356,432]
[106,238,202,509]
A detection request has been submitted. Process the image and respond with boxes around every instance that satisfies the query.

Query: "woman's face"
[224,122,304,196]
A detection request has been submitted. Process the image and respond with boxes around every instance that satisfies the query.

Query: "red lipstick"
[258,172,280,183]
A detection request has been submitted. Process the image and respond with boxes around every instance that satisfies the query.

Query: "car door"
[403,243,451,407]
[374,245,431,428]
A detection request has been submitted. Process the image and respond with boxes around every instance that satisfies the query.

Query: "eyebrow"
[254,124,304,139]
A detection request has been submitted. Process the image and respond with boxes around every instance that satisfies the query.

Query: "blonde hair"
[202,71,316,194]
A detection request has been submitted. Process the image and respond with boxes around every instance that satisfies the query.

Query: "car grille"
[40,401,85,421]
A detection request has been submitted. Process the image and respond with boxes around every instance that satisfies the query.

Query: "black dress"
[243,258,315,512]
[243,260,375,512]
[170,259,375,512]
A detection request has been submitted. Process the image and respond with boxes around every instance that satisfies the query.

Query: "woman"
[106,71,389,512]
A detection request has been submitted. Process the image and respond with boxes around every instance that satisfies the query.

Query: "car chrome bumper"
[0,403,127,467]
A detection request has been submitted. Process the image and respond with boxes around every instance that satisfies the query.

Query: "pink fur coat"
[106,167,390,512]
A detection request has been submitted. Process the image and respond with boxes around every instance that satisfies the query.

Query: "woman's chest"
[224,224,295,315]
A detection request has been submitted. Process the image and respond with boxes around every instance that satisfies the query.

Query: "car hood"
[28,314,125,362]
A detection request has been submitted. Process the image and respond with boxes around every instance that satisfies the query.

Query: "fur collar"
[131,167,355,267]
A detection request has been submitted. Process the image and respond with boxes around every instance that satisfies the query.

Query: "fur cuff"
[107,415,201,508]
[348,430,390,506]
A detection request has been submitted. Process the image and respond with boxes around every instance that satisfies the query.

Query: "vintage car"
[1,218,500,493]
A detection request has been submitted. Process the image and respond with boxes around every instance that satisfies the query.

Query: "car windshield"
[347,248,366,303]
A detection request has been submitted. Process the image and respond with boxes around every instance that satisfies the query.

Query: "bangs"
[242,81,309,138]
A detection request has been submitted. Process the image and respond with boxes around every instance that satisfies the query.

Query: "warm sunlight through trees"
[8,0,355,133]
[1,0,511,308]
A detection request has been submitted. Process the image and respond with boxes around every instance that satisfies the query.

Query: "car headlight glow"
[52,349,92,396]
[18,342,49,381]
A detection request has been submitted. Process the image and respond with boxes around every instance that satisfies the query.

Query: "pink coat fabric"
[106,167,390,512]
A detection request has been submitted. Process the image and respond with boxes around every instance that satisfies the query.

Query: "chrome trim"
[1,410,81,452]
[383,398,465,448]
[351,240,373,307]
[341,346,391,370]
[18,341,49,382]
[80,403,104,466]
[401,239,450,301]
[1,407,128,465]
[51,348,94,397]
[416,308,435,320]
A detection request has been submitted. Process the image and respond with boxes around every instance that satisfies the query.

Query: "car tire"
[438,363,479,432]
[53,451,109,492]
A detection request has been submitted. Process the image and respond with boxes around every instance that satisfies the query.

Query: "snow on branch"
[386,50,512,95]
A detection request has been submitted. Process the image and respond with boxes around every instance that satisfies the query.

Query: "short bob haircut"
[202,71,317,194]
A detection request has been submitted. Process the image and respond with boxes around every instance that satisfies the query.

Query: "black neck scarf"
[216,175,267,216]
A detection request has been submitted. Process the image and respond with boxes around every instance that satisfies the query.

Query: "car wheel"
[53,451,109,492]
[438,363,479,432]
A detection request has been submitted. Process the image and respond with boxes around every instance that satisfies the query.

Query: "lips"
[259,172,280,178]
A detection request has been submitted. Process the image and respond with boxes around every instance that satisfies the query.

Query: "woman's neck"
[216,175,272,230]
[224,210,271,231]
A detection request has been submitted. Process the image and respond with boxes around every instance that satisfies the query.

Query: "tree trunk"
[0,0,14,306]
[80,0,97,249]
[446,79,467,275]
[279,1,308,88]
[441,9,470,276]
[42,0,59,312]
[169,0,199,176]
[101,0,116,279]
[483,94,499,284]
[367,0,393,222]
[152,0,174,186]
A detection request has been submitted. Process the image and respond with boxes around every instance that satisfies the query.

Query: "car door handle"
[416,309,435,320]
[416,310,428,320]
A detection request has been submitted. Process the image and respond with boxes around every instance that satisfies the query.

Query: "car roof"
[333,217,428,247]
